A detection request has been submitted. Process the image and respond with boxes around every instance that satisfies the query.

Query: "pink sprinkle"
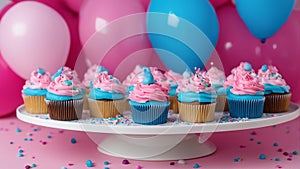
[18,146,22,149]
[136,165,142,169]
[32,156,35,159]
[277,148,283,152]
[68,163,74,166]
[276,165,282,168]
[59,130,64,134]
[42,141,47,145]
[25,165,31,169]
[5,128,9,131]
[288,154,293,157]
[240,145,246,148]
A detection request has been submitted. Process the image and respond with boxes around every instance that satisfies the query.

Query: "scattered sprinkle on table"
[169,162,175,165]
[16,128,21,133]
[273,142,279,147]
[136,165,142,169]
[25,165,31,169]
[292,151,298,155]
[234,157,241,162]
[275,158,280,162]
[122,159,130,165]
[259,154,266,160]
[86,160,93,167]
[71,138,77,144]
[193,163,200,168]
[104,161,110,165]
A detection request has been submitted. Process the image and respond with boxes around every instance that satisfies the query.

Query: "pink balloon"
[0,1,70,79]
[0,54,24,117]
[140,0,150,10]
[209,0,229,9]
[0,2,15,19]
[79,0,153,76]
[63,0,83,13]
[216,5,300,103]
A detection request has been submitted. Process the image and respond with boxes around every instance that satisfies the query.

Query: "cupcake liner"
[178,102,216,123]
[129,101,170,125]
[169,95,179,114]
[88,98,125,118]
[264,93,291,113]
[215,95,228,112]
[83,89,90,110]
[46,99,83,121]
[22,95,48,114]
[227,97,265,119]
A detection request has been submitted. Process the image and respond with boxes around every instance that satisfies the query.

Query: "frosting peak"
[23,68,51,90]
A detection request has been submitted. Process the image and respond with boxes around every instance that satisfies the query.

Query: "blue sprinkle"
[259,154,266,160]
[249,138,254,141]
[250,131,257,135]
[47,135,52,139]
[104,161,110,165]
[86,160,93,167]
[29,138,33,141]
[244,62,252,71]
[71,138,77,144]
[24,138,28,141]
[257,141,261,144]
[64,80,73,86]
[193,163,200,168]
[98,66,109,73]
[18,153,24,157]
[37,68,46,75]
[104,167,109,169]
[233,158,241,162]
[273,143,279,147]
[33,128,38,132]
[261,65,268,72]
[61,167,67,169]
[10,141,14,144]
[31,163,37,168]
[292,151,298,155]
[19,149,24,153]
[275,158,280,162]
[16,128,21,133]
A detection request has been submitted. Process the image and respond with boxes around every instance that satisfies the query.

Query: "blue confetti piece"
[273,143,279,147]
[292,151,298,155]
[33,127,38,132]
[104,161,110,165]
[275,158,280,162]
[86,160,93,167]
[18,153,24,157]
[61,167,67,169]
[47,135,52,139]
[71,138,77,144]
[19,149,24,153]
[259,154,266,160]
[193,163,200,168]
[16,128,21,133]
[233,158,241,162]
[31,163,37,168]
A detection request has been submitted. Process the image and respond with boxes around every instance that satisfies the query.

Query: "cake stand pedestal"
[17,104,300,161]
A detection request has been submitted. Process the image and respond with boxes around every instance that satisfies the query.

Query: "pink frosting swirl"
[177,68,215,93]
[47,75,81,96]
[207,66,226,85]
[82,65,98,87]
[164,70,183,85]
[23,68,51,90]
[92,72,125,94]
[122,65,144,86]
[230,71,264,95]
[258,65,287,86]
[129,82,169,103]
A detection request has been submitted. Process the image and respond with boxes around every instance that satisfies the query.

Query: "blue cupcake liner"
[227,97,265,119]
[129,101,170,125]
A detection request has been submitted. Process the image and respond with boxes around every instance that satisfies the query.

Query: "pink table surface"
[0,113,299,169]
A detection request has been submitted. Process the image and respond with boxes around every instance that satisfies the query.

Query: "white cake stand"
[17,104,300,161]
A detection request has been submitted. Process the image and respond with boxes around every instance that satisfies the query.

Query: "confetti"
[259,154,266,160]
[193,163,200,168]
[234,157,241,162]
[292,151,298,155]
[71,138,77,144]
[16,128,22,133]
[86,160,93,167]
[31,164,37,168]
[104,161,110,165]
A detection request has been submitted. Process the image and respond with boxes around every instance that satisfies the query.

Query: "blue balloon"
[235,0,295,43]
[146,0,219,73]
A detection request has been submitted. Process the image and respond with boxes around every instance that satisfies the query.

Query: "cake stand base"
[97,134,216,161]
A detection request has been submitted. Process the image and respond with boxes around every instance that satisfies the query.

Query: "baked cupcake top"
[46,68,84,101]
[82,65,98,88]
[128,67,169,103]
[22,68,51,96]
[229,63,264,99]
[207,66,227,95]
[163,70,183,96]
[177,68,217,103]
[89,67,125,100]
[258,65,290,94]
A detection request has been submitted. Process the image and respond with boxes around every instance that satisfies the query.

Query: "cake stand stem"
[97,134,216,161]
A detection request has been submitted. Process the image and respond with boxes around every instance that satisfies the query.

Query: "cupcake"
[227,62,265,118]
[207,66,228,112]
[164,70,183,113]
[128,67,170,125]
[22,68,51,114]
[258,65,291,113]
[88,68,126,118]
[46,67,84,121]
[177,68,217,123]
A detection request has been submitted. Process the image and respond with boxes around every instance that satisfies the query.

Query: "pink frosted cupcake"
[258,65,291,113]
[82,65,99,110]
[88,67,126,118]
[22,68,51,114]
[46,67,84,121]
[164,70,183,113]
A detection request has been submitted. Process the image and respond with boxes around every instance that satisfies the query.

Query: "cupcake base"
[129,101,170,125]
[215,95,228,112]
[169,96,179,114]
[178,102,216,123]
[264,93,291,113]
[227,97,265,119]
[83,89,90,110]
[23,95,48,114]
[88,98,125,118]
[46,99,83,121]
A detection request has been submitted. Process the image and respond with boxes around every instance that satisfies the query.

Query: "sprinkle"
[25,165,31,169]
[10,141,14,144]
[68,163,74,166]
[42,141,47,145]
[29,138,33,141]
[287,157,292,161]
[18,153,24,157]
[136,165,142,169]
[250,131,257,135]
[240,145,246,148]
[257,141,262,144]
[71,138,77,144]
[178,159,186,164]
[276,165,282,168]
[277,148,283,152]
[274,158,280,162]
[283,152,289,156]
[122,159,130,165]
[61,167,67,169]
[249,138,254,141]
[24,138,28,141]
[104,167,109,169]
[33,128,38,132]
[86,160,93,167]
[19,149,24,153]
[292,151,298,155]
[31,164,37,168]
[273,143,279,147]
[169,162,175,165]
[47,135,52,139]
[234,158,241,162]
[104,161,110,165]
[16,128,22,133]
[259,154,266,160]
[193,163,200,168]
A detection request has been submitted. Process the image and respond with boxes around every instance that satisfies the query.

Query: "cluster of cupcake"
[22,61,291,125]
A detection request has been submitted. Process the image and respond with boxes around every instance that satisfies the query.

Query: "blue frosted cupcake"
[128,67,170,125]
[227,62,265,118]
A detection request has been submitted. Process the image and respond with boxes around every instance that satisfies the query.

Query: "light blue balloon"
[146,0,219,73]
[235,0,295,43]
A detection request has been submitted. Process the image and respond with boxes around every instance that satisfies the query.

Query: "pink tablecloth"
[0,114,299,169]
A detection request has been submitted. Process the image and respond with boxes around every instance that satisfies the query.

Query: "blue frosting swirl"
[89,88,124,100]
[46,90,84,101]
[22,88,47,96]
[227,91,264,100]
[178,90,217,103]
[168,84,178,96]
[264,84,290,95]
[212,84,227,96]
